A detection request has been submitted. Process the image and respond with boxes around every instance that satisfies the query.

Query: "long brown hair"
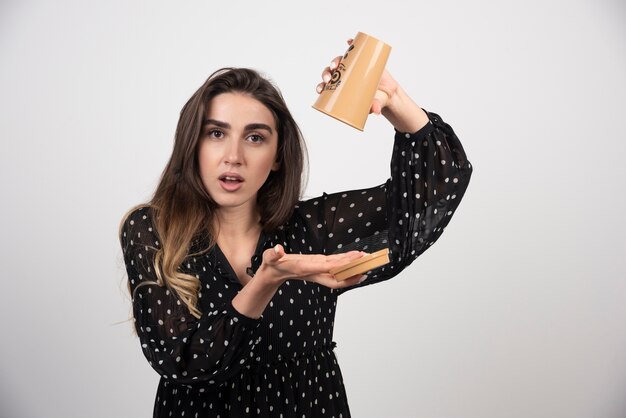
[125,68,307,318]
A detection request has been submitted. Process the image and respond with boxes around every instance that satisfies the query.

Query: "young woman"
[120,48,472,417]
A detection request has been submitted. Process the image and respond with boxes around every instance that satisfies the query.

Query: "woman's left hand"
[316,39,398,115]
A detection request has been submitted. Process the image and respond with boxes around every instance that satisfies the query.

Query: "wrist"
[381,86,404,116]
[254,264,286,288]
[232,267,282,319]
[381,87,429,133]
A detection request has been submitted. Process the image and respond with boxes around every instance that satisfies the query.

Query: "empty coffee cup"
[313,32,392,131]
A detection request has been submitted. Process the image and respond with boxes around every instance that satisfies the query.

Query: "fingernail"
[274,245,280,254]
[358,275,368,284]
[316,85,323,94]
[330,61,337,70]
[323,73,331,83]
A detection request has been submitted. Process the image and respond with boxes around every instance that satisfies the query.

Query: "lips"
[218,172,244,192]
[220,175,242,182]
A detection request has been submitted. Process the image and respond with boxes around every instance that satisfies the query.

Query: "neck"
[214,203,261,243]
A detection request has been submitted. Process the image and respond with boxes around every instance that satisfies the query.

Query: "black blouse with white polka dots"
[120,111,472,417]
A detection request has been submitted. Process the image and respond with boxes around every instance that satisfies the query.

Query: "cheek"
[268,141,280,171]
[262,152,279,175]
[197,143,215,176]
[197,148,218,193]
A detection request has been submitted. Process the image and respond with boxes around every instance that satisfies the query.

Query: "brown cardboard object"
[329,248,390,281]
[312,32,392,131]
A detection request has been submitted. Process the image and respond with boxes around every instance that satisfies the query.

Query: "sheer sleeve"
[296,111,472,292]
[120,207,262,386]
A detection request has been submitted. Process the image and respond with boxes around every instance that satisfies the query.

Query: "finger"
[328,250,365,258]
[274,244,285,258]
[326,250,365,264]
[316,82,325,94]
[344,274,368,284]
[320,63,334,82]
[347,38,353,45]
[370,99,383,115]
[270,251,365,277]
[285,251,359,265]
[325,251,366,271]
[263,244,285,264]
[371,90,390,115]
[329,56,342,71]
[333,274,366,288]
[305,273,363,289]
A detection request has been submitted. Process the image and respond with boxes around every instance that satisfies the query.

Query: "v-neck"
[213,231,268,287]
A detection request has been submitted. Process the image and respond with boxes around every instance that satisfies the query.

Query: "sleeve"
[296,110,473,293]
[120,207,262,386]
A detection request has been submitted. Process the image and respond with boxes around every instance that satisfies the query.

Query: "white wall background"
[1,0,625,417]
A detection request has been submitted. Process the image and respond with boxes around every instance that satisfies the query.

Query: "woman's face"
[198,92,280,212]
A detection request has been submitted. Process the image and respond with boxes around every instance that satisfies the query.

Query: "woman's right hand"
[257,244,367,289]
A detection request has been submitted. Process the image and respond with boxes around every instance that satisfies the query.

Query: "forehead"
[206,92,276,128]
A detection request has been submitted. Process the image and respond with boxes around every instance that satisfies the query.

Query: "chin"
[212,194,255,210]
[213,197,242,208]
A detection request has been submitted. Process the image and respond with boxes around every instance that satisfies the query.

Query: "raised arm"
[306,54,473,292]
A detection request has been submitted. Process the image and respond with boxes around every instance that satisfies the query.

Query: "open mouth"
[219,175,243,184]
[218,173,244,191]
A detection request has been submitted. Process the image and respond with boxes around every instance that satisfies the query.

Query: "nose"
[224,138,242,166]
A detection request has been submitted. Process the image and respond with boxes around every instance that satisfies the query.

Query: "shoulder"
[118,204,158,249]
[119,204,154,232]
[294,194,325,214]
[269,195,324,235]
[289,193,331,227]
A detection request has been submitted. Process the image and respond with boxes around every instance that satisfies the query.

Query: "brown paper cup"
[312,32,392,131]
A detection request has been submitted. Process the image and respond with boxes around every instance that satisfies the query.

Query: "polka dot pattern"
[120,111,472,417]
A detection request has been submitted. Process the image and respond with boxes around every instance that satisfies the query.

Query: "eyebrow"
[203,119,274,134]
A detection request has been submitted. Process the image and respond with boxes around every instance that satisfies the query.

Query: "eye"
[246,134,265,144]
[207,129,224,139]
